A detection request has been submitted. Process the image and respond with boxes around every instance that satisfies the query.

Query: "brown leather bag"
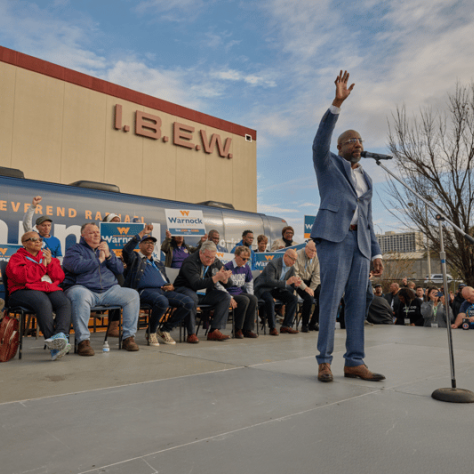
[0,315,20,362]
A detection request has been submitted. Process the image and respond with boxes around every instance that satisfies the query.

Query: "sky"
[1,0,474,242]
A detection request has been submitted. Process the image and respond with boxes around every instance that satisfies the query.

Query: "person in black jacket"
[395,288,423,326]
[174,241,234,343]
[452,284,466,318]
[122,225,194,346]
[384,282,401,317]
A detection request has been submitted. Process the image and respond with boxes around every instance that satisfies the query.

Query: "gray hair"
[200,240,217,253]
[234,246,250,257]
[81,222,98,233]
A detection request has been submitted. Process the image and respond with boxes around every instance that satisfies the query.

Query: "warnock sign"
[114,105,233,159]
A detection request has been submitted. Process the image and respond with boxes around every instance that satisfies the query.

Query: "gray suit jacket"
[254,257,296,297]
[310,109,381,260]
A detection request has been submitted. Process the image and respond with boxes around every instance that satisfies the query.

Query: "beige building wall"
[0,50,257,212]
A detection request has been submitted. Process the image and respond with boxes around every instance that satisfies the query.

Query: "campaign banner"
[254,252,282,270]
[274,242,306,252]
[0,243,22,263]
[304,215,315,239]
[165,209,206,237]
[215,251,235,265]
[100,222,145,257]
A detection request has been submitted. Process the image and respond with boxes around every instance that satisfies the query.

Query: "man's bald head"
[462,286,474,301]
[283,249,297,267]
[337,129,363,165]
[337,130,359,146]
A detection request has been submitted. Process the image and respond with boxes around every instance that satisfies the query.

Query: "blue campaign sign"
[274,242,306,253]
[0,243,22,262]
[100,222,145,257]
[304,215,315,238]
[254,252,282,269]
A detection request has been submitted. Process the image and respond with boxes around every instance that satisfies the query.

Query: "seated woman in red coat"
[6,231,72,360]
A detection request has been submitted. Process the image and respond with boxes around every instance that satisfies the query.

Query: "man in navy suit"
[311,71,385,382]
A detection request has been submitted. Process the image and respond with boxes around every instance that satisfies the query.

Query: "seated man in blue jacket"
[122,224,194,346]
[62,222,140,356]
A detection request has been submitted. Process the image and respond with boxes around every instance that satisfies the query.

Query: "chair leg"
[19,312,24,360]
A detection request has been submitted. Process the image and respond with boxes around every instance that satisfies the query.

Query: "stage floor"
[1,324,473,474]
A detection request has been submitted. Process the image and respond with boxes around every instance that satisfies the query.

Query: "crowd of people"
[1,196,310,361]
[2,194,471,364]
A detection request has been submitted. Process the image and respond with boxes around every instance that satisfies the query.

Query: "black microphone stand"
[371,156,474,403]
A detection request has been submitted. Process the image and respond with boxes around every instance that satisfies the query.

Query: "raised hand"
[166,230,172,239]
[332,70,355,108]
[201,233,208,243]
[32,196,42,207]
[139,224,154,238]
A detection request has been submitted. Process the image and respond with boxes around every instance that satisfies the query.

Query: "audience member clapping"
[224,246,258,339]
[6,232,71,360]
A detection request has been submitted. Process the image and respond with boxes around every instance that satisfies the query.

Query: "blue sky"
[1,0,474,241]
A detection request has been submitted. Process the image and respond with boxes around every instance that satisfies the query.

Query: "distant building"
[376,231,424,254]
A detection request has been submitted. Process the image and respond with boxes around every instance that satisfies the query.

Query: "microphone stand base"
[432,388,474,403]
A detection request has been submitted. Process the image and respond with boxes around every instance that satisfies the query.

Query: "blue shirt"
[459,300,474,329]
[42,235,62,257]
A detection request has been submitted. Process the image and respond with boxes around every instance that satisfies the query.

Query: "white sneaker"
[157,329,176,345]
[147,332,160,346]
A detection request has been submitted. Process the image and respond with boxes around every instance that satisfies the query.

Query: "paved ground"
[1,324,474,474]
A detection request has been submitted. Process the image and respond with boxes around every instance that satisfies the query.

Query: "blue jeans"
[66,284,140,343]
[139,288,193,333]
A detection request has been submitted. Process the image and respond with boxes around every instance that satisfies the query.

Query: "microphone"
[361,151,393,160]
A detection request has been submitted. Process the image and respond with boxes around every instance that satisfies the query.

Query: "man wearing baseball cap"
[23,196,62,258]
[122,224,193,346]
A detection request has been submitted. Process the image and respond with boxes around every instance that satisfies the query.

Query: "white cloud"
[211,68,276,88]
[135,0,210,22]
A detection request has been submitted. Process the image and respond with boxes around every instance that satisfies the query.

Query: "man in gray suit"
[311,71,385,382]
[254,249,302,335]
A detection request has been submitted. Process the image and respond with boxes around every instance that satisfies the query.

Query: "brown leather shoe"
[344,365,385,381]
[187,334,199,344]
[122,336,139,351]
[207,329,230,341]
[318,363,333,382]
[235,330,244,339]
[280,326,299,334]
[269,328,279,336]
[77,340,95,356]
[107,320,120,337]
[243,330,258,338]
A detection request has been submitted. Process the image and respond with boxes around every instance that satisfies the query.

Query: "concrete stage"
[1,324,473,474]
